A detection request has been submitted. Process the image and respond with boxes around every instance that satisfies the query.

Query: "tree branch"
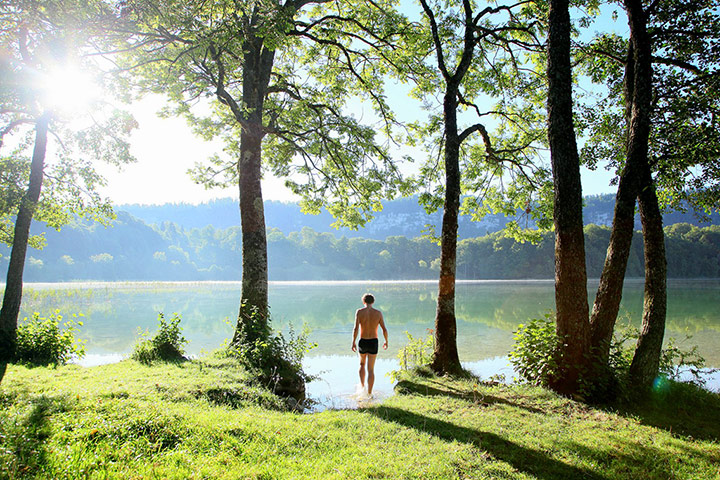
[418,0,449,80]
[652,55,703,75]
[0,118,34,149]
[206,44,249,128]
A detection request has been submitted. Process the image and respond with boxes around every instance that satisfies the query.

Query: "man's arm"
[351,309,360,352]
[379,313,388,350]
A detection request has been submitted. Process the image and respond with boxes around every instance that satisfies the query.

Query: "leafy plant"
[400,328,434,364]
[509,312,715,397]
[658,336,715,387]
[223,311,316,400]
[508,313,561,386]
[14,311,85,365]
[131,312,187,364]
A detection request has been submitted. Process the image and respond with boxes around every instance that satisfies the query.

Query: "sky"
[95,94,618,207]
[93,4,625,207]
[95,95,239,206]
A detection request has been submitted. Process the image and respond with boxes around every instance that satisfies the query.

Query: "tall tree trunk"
[616,0,667,392]
[590,2,653,365]
[0,112,50,362]
[233,122,270,346]
[589,172,638,364]
[546,0,591,396]
[589,45,639,362]
[232,38,275,347]
[629,172,667,389]
[431,90,462,375]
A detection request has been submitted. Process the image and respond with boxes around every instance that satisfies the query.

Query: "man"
[351,293,388,396]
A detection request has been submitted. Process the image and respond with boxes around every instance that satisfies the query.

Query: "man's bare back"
[355,305,384,340]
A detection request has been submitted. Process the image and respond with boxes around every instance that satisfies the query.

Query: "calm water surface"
[10,279,720,405]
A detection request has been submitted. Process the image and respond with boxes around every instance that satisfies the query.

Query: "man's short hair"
[362,293,375,305]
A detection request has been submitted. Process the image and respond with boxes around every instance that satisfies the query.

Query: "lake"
[9,279,720,406]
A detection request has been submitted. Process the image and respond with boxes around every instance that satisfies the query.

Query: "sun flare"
[41,65,102,114]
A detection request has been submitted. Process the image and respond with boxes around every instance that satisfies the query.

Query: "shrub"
[390,329,434,381]
[223,312,316,400]
[132,312,187,364]
[15,311,85,365]
[657,335,715,387]
[508,312,714,399]
[508,313,560,386]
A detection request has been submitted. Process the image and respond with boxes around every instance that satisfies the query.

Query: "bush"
[508,313,560,386]
[131,312,187,364]
[657,335,715,387]
[508,312,714,399]
[223,314,315,401]
[390,329,435,381]
[15,311,85,365]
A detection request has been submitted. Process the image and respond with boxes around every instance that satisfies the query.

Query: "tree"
[578,0,720,392]
[0,0,136,363]
[545,0,593,395]
[531,0,720,397]
[0,113,49,362]
[580,0,655,382]
[394,0,547,374]
[621,0,665,390]
[116,0,408,350]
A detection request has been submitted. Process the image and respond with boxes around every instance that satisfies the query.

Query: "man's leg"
[367,354,377,395]
[359,353,367,390]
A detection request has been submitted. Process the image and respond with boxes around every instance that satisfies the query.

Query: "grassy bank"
[1,359,718,479]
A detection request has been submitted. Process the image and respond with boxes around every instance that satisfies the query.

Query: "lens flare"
[41,65,101,114]
[652,375,670,394]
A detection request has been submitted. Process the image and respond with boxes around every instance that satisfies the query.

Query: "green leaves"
[15,310,86,365]
[131,312,188,364]
[0,0,137,245]
[577,0,720,216]
[118,0,414,229]
[509,313,561,387]
[389,0,552,231]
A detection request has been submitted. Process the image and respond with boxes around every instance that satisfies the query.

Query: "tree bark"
[629,171,667,389]
[431,90,463,375]
[611,0,667,392]
[546,0,591,396]
[589,171,638,364]
[0,112,50,362]
[233,123,270,346]
[232,35,275,347]
[589,6,653,364]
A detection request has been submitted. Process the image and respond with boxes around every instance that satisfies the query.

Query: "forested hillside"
[120,194,720,240]
[1,208,718,281]
[119,196,508,239]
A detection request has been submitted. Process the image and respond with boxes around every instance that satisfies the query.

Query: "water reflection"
[304,356,397,411]
[11,279,720,400]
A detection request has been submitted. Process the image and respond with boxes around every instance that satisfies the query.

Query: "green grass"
[0,360,718,479]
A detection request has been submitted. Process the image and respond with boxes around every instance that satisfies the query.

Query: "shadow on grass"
[0,362,6,385]
[1,395,69,478]
[133,356,190,367]
[395,377,544,414]
[612,381,720,442]
[367,404,608,480]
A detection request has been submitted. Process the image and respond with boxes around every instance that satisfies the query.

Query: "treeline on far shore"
[1,212,719,282]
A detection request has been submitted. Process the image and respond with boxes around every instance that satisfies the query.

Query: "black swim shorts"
[358,338,379,355]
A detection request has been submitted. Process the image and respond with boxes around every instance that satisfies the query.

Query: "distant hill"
[3,195,720,282]
[119,196,506,240]
[2,194,719,282]
[3,214,719,282]
[119,194,720,240]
